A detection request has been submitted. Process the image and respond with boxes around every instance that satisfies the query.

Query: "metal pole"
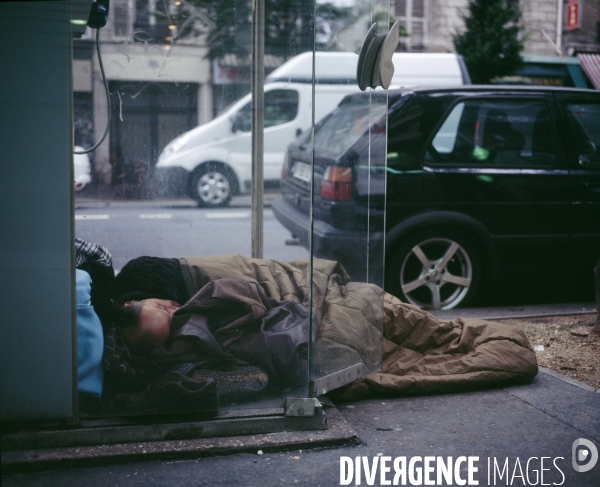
[251,0,265,259]
[556,0,563,55]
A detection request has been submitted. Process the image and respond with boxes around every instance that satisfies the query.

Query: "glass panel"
[4,0,389,420]
[73,0,316,417]
[425,99,557,168]
[306,1,387,388]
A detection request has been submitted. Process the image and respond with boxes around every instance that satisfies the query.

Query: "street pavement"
[3,367,600,486]
[74,190,279,210]
[75,192,595,309]
[74,193,308,270]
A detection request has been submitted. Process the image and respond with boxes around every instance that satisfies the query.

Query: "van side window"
[265,89,299,127]
[236,89,299,132]
[563,102,600,166]
[425,99,557,167]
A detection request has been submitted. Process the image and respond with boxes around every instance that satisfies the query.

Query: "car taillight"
[320,166,352,200]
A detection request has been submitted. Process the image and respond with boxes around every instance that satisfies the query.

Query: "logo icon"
[572,438,598,473]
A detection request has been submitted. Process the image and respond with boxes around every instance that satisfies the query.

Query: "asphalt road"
[75,195,595,308]
[75,199,308,271]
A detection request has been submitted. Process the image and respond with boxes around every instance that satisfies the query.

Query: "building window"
[395,0,426,51]
[111,0,134,39]
[109,0,175,43]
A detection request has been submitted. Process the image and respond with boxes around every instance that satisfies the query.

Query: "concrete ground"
[3,365,599,486]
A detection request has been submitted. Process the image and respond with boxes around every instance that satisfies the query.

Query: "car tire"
[189,164,236,208]
[386,229,481,310]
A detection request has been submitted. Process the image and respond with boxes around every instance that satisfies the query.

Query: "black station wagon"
[272,86,600,310]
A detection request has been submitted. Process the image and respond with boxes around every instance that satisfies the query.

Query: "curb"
[1,407,358,474]
[538,366,598,393]
[431,306,596,322]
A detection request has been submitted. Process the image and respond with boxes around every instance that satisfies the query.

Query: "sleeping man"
[111,278,310,394]
[114,298,181,355]
[104,253,537,409]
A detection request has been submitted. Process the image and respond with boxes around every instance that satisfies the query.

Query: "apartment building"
[393,0,600,87]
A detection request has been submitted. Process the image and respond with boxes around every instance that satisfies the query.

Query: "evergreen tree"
[452,0,523,84]
[185,0,342,62]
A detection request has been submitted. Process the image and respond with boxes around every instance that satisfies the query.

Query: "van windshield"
[314,96,387,157]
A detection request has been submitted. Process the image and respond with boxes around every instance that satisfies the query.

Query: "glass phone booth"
[0,0,389,447]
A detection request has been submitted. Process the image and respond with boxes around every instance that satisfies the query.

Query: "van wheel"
[386,230,481,310]
[189,164,235,208]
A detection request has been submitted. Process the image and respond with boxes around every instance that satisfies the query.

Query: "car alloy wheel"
[190,165,235,208]
[387,231,481,310]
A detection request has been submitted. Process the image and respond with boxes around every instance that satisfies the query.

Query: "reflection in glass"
[74,0,320,417]
[307,1,388,386]
[74,0,388,417]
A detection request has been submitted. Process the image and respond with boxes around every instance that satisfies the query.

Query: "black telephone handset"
[87,0,110,29]
[74,0,112,155]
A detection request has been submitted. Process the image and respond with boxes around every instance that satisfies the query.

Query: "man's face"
[124,298,181,353]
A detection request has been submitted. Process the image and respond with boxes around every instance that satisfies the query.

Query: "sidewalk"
[3,365,599,485]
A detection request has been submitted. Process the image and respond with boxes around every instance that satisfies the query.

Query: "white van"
[389,52,471,88]
[155,52,359,207]
[155,51,469,207]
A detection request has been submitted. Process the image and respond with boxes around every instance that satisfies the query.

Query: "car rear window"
[313,97,387,157]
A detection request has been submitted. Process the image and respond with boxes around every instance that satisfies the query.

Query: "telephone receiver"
[71,0,110,38]
[87,0,110,29]
[356,20,401,91]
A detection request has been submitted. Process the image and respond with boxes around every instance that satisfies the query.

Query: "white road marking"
[75,214,109,220]
[139,214,173,219]
[205,212,250,219]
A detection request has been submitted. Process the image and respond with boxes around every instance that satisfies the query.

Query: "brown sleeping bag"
[177,254,538,399]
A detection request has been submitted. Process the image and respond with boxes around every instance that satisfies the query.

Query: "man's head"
[113,298,181,354]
